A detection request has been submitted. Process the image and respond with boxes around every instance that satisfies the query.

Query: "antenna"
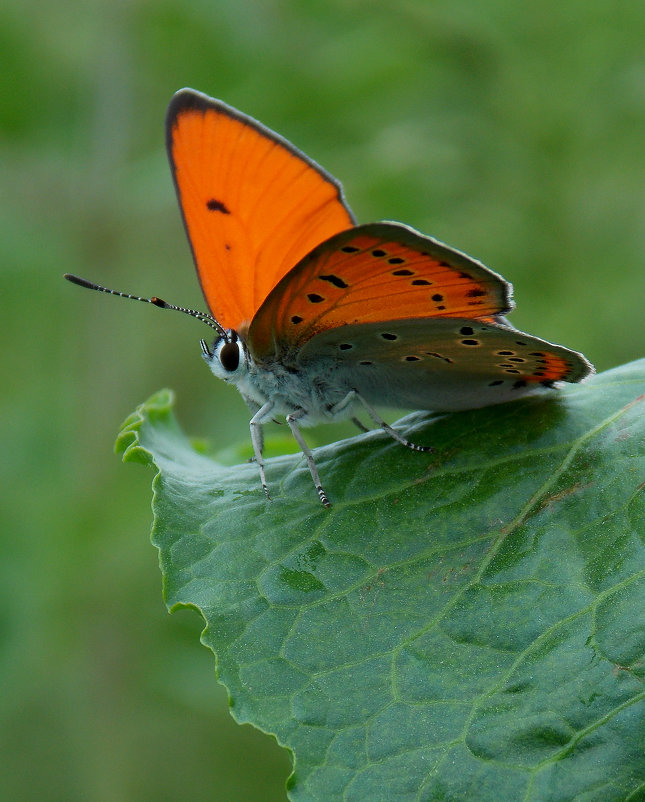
[63,274,227,338]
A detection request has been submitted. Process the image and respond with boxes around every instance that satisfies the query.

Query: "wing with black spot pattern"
[296,317,592,411]
[248,222,513,360]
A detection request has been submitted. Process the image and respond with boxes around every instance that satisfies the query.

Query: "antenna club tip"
[64,273,94,289]
[149,297,167,308]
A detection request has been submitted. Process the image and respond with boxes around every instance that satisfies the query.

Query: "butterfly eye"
[219,341,240,372]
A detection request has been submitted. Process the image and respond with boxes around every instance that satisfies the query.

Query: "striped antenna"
[63,274,227,338]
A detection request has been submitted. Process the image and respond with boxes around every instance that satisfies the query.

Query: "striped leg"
[354,392,434,453]
[286,410,331,508]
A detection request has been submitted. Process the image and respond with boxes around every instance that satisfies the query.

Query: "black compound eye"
[219,341,240,371]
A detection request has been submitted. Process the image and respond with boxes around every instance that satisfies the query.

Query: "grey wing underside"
[296,317,592,413]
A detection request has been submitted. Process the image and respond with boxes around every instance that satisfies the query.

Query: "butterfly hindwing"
[248,222,514,359]
[296,317,593,412]
[166,89,355,332]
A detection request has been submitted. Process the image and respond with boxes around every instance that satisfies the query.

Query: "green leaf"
[117,361,645,801]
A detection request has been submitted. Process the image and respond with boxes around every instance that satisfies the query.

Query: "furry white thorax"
[204,333,355,426]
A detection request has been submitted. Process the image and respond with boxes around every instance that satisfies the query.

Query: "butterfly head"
[201,329,249,383]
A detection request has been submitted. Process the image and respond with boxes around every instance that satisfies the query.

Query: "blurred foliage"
[1,0,643,799]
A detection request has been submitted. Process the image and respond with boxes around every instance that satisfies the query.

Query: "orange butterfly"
[66,88,593,506]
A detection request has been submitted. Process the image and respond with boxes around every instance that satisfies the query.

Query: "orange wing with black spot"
[166,89,355,332]
[248,222,514,359]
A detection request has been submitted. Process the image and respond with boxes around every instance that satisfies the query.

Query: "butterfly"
[65,87,593,507]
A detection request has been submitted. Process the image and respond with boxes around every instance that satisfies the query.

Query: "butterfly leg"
[285,410,331,508]
[249,402,274,500]
[244,400,264,462]
[351,417,370,433]
[353,392,434,453]
[326,392,369,433]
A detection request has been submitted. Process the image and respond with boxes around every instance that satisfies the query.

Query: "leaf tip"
[114,388,176,465]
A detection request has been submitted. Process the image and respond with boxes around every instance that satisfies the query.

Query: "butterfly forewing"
[296,317,592,412]
[166,89,355,332]
[248,223,514,359]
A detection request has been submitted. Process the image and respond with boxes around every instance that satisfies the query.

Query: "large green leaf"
[116,361,645,801]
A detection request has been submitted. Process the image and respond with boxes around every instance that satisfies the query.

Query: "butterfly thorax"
[204,332,355,426]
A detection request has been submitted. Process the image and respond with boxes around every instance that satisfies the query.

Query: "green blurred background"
[2,0,644,798]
